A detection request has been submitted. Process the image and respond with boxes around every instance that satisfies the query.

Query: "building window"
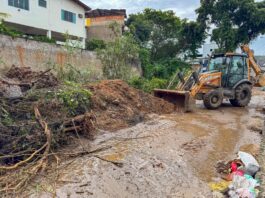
[39,0,46,8]
[61,10,76,24]
[8,0,29,10]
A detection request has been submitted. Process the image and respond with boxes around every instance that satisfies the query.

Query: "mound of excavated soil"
[87,80,175,131]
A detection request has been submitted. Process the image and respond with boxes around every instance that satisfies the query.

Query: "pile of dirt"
[87,80,175,131]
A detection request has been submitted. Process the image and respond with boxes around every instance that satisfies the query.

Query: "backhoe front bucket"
[154,89,195,112]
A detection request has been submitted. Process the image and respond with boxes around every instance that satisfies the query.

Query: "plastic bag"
[238,151,260,176]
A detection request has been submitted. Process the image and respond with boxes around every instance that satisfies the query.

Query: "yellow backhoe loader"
[154,45,265,112]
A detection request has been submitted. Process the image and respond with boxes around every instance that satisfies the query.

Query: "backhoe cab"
[199,53,252,109]
[154,45,265,111]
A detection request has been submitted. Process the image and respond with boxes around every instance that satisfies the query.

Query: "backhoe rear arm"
[241,45,265,87]
[241,45,262,75]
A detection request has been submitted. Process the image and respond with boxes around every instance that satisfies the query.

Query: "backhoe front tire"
[229,83,252,107]
[203,90,223,110]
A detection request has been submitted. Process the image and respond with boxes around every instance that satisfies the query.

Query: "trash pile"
[210,151,261,198]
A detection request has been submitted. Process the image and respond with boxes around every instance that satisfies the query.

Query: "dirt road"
[28,89,265,198]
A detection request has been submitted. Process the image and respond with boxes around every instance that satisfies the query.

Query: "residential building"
[203,42,218,57]
[0,0,91,48]
[85,9,126,41]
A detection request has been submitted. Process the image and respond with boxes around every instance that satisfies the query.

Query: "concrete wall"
[0,0,87,40]
[0,34,102,79]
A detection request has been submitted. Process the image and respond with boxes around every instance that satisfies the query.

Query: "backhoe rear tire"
[203,90,223,110]
[229,83,252,107]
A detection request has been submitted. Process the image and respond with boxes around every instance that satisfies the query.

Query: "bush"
[97,35,140,81]
[143,78,168,93]
[56,81,92,116]
[138,46,191,80]
[86,39,106,51]
[31,35,56,44]
[128,76,146,90]
[128,77,167,93]
[0,23,22,38]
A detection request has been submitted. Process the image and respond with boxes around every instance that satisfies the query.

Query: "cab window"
[230,56,245,74]
[208,57,224,71]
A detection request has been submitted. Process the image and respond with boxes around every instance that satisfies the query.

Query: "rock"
[0,83,23,99]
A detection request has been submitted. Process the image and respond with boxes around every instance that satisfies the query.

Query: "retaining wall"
[0,34,102,77]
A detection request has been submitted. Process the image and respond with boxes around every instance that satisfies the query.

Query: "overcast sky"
[81,0,265,55]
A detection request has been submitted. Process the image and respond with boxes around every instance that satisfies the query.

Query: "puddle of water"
[165,102,261,182]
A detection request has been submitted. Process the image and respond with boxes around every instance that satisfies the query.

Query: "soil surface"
[87,80,175,131]
[25,88,265,198]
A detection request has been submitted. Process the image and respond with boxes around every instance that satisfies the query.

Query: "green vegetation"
[97,34,140,81]
[123,9,196,92]
[0,18,55,43]
[197,0,265,52]
[56,81,92,116]
[127,8,205,59]
[128,77,167,93]
[49,32,100,84]
[0,106,13,126]
[50,62,95,83]
[86,39,106,51]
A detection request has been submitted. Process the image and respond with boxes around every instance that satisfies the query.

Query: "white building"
[203,42,218,58]
[0,0,91,48]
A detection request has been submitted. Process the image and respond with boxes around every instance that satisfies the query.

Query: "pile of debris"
[0,67,176,195]
[210,151,261,198]
[0,66,95,195]
[87,80,175,131]
[0,65,58,99]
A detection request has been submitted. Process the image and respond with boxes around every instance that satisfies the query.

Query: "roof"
[212,53,247,58]
[71,0,91,11]
[86,9,127,18]
[225,52,247,57]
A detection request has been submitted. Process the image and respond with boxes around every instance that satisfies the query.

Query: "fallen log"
[63,113,96,139]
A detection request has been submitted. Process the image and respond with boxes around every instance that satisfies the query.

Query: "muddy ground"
[25,89,265,198]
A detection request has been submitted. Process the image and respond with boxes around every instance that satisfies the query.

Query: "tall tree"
[179,20,206,57]
[127,8,205,60]
[197,0,265,52]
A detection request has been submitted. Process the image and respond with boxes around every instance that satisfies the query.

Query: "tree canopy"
[126,8,205,60]
[197,0,265,52]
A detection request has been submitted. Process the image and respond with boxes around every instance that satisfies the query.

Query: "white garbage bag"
[238,151,260,176]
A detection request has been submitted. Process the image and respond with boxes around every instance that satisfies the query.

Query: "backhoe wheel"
[229,83,252,107]
[203,90,223,110]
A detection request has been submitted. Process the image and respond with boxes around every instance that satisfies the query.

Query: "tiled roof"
[71,0,91,11]
[86,9,127,18]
